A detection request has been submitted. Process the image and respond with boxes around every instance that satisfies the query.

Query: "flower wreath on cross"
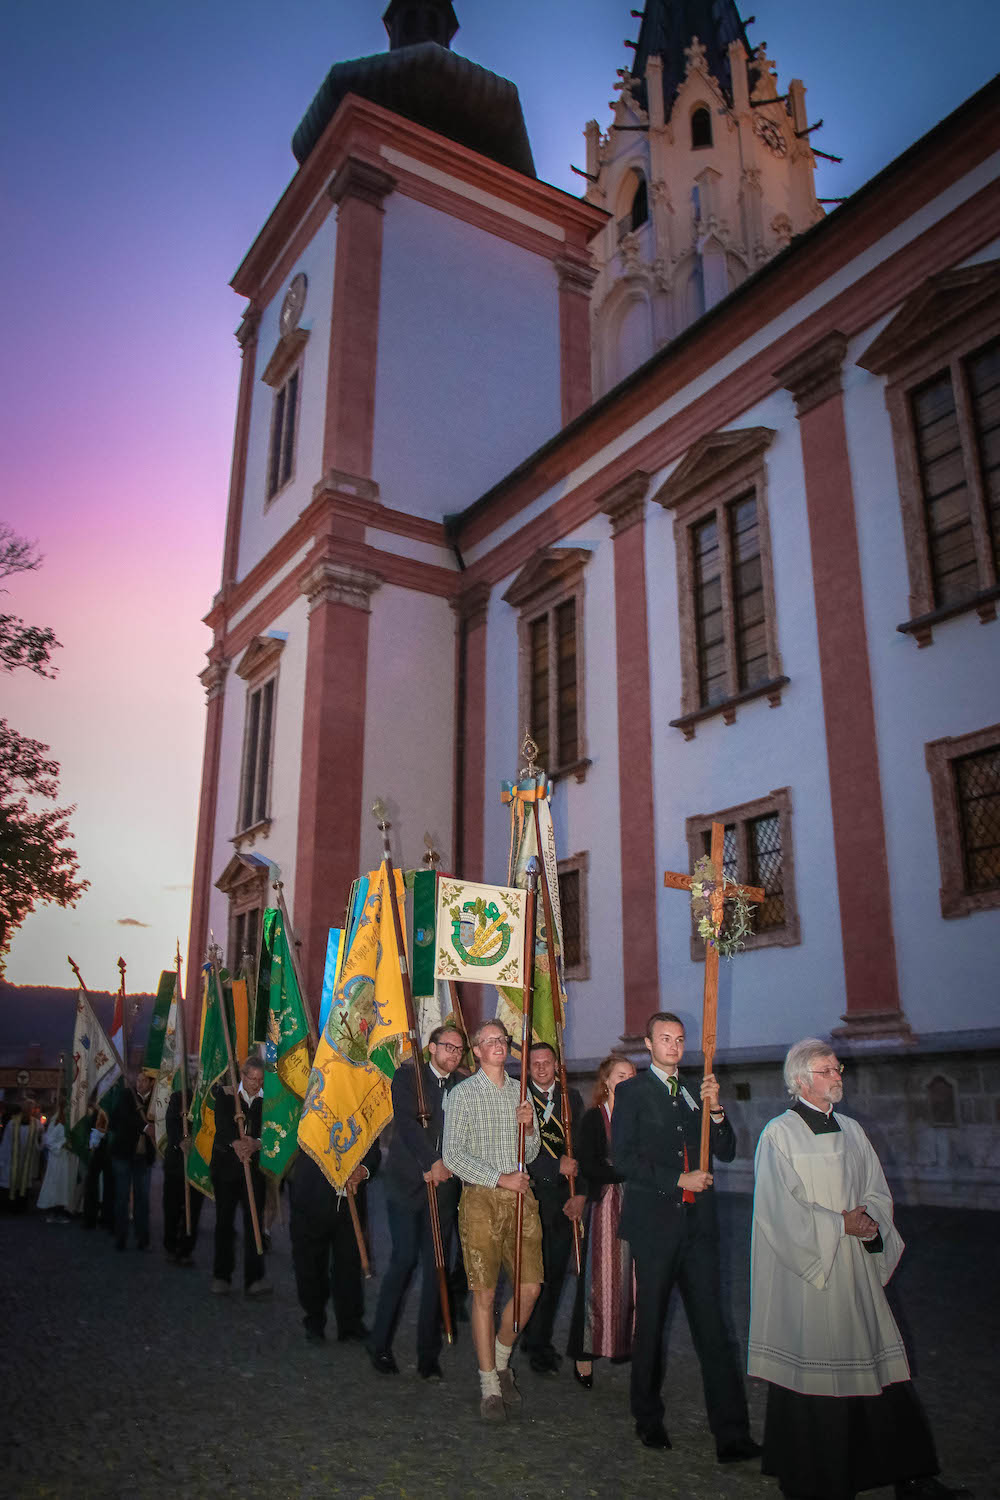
[689,854,756,960]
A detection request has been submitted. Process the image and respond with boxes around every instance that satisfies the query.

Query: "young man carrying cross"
[611,1011,760,1461]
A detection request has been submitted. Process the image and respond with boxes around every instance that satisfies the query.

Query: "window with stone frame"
[233,633,285,840]
[556,851,590,981]
[265,366,300,501]
[925,723,1000,919]
[857,260,1000,645]
[216,853,269,978]
[685,788,800,956]
[653,427,786,738]
[502,548,591,781]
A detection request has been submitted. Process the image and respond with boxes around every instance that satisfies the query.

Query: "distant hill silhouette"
[0,982,155,1070]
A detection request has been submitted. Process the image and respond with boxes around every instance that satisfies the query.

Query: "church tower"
[585,1,823,394]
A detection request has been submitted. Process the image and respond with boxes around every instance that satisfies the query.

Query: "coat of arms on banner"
[433,879,526,986]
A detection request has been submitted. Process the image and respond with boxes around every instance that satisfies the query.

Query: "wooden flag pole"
[374,800,454,1346]
[421,839,476,1073]
[272,884,369,1277]
[512,857,540,1335]
[117,956,129,1072]
[662,823,764,1171]
[67,957,127,1081]
[174,941,192,1238]
[530,800,582,1275]
[210,951,264,1256]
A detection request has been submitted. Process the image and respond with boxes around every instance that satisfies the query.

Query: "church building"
[187,1,1000,1206]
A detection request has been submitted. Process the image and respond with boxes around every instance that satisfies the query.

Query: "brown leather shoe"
[480,1393,506,1422]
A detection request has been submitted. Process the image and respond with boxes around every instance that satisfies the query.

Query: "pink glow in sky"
[2,0,996,992]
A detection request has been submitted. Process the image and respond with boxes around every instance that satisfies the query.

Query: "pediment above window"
[857,260,1000,375]
[501,547,592,609]
[234,632,287,683]
[215,851,271,899]
[653,427,776,511]
[260,327,310,388]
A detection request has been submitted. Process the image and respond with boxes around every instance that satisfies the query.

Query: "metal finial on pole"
[519,730,540,779]
[422,834,441,869]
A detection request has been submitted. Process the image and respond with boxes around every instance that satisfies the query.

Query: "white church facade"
[187,2,1000,1205]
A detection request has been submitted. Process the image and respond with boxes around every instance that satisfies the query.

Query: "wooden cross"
[663,822,764,1170]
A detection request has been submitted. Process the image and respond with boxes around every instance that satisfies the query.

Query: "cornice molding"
[328,156,397,211]
[260,327,310,389]
[502,546,593,608]
[199,658,229,702]
[234,633,286,683]
[857,259,1000,375]
[451,581,491,628]
[555,255,599,296]
[598,470,650,536]
[774,332,848,417]
[300,559,383,613]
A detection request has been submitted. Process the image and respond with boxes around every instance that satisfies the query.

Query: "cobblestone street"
[2,1185,995,1500]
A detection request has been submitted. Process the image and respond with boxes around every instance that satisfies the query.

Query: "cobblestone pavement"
[1,1183,995,1500]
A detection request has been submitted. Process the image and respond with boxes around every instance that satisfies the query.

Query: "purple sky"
[2,1,996,992]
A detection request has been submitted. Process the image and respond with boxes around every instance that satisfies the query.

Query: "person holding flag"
[210,1055,270,1295]
[108,1071,156,1250]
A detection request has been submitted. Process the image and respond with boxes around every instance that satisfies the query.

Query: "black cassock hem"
[762,1379,939,1500]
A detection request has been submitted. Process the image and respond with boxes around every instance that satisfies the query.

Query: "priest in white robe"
[749,1039,969,1500]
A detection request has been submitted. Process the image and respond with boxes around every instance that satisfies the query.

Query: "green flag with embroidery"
[186,968,228,1200]
[259,908,311,1180]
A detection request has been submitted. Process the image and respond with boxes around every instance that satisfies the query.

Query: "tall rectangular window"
[239,677,275,832]
[926,725,1000,919]
[266,367,299,501]
[505,547,591,781]
[955,745,1000,893]
[687,789,799,953]
[556,850,590,980]
[911,372,978,606]
[969,340,1000,575]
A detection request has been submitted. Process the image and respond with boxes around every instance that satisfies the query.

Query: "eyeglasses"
[478,1036,508,1050]
[812,1064,845,1077]
[435,1042,463,1055]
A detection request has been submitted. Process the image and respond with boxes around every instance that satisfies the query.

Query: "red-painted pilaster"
[557,256,597,427]
[185,652,229,1039]
[775,334,909,1041]
[599,473,661,1041]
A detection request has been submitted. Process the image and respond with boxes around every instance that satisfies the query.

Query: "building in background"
[187,1,1000,1206]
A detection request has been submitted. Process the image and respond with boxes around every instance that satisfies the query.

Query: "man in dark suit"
[288,1138,381,1343]
[210,1055,269,1295]
[521,1041,586,1375]
[109,1073,155,1250]
[369,1025,465,1377]
[611,1011,759,1461]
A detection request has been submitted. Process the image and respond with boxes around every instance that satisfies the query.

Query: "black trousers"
[630,1208,750,1444]
[288,1158,368,1336]
[371,1185,458,1363]
[521,1184,576,1357]
[83,1145,114,1230]
[163,1169,203,1257]
[211,1167,267,1287]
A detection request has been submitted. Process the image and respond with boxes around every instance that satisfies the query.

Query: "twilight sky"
[2,0,996,993]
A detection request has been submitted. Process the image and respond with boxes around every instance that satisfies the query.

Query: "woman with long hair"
[566,1054,637,1387]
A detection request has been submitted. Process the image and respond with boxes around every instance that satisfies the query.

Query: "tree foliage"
[0,526,87,971]
[0,523,60,675]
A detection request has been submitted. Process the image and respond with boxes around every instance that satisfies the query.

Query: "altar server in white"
[749,1039,969,1500]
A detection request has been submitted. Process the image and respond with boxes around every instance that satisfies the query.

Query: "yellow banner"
[297,863,409,1189]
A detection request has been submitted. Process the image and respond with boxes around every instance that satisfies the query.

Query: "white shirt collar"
[238,1082,259,1107]
[429,1063,447,1082]
[650,1063,679,1089]
[797,1095,833,1117]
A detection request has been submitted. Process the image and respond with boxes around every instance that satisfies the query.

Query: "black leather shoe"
[418,1360,443,1380]
[305,1327,326,1345]
[367,1347,399,1375]
[337,1324,370,1343]
[573,1364,594,1390]
[636,1422,672,1449]
[529,1349,560,1375]
[717,1437,763,1463]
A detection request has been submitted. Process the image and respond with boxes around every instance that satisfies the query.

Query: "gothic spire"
[629,0,753,110]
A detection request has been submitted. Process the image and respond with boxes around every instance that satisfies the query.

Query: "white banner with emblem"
[433,878,527,987]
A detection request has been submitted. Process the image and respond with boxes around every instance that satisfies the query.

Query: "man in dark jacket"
[611,1011,758,1461]
[163,1079,202,1265]
[521,1042,586,1375]
[369,1025,465,1377]
[288,1140,381,1343]
[109,1073,155,1250]
[210,1055,269,1294]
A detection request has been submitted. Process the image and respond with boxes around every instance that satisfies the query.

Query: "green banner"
[142,970,176,1075]
[259,909,312,1180]
[186,969,229,1200]
[410,868,437,998]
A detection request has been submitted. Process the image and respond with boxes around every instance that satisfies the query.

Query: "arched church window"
[692,106,713,149]
[631,176,649,232]
[927,1075,956,1126]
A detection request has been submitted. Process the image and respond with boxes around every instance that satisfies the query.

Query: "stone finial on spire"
[685,36,708,77]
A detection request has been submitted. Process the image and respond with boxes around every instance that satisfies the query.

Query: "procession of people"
[0,1015,972,1499]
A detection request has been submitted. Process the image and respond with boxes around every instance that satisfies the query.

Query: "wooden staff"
[174,942,193,1237]
[117,956,129,1068]
[512,857,540,1334]
[271,886,371,1278]
[67,958,127,1080]
[210,952,263,1256]
[374,800,453,1345]
[446,980,476,1073]
[530,801,582,1274]
[699,823,725,1173]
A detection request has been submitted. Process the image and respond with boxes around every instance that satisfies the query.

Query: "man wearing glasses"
[369,1025,466,1378]
[750,1039,969,1500]
[443,1019,542,1422]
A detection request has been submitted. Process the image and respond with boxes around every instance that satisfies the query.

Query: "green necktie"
[667,1075,678,1096]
